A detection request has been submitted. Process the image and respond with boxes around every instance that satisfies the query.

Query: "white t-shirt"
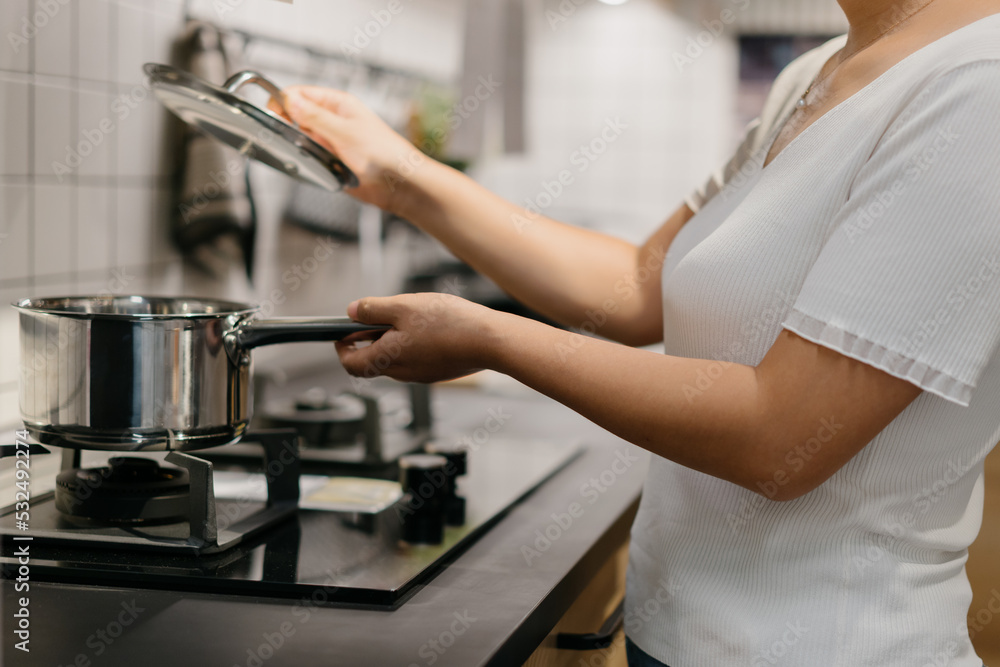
[627,14,1000,667]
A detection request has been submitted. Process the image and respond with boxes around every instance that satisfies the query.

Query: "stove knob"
[425,442,468,476]
[294,387,333,411]
[423,443,468,526]
[398,454,449,545]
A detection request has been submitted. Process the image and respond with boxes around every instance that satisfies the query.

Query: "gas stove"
[0,368,581,607]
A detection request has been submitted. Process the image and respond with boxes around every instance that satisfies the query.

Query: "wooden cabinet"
[523,543,630,667]
[968,443,1000,665]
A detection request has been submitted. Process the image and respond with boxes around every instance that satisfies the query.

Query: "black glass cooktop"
[0,438,581,607]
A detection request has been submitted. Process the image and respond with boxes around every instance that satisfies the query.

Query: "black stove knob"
[425,442,468,476]
[398,454,449,545]
[294,387,334,411]
[423,443,468,526]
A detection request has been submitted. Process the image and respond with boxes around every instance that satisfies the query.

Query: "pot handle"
[229,316,390,352]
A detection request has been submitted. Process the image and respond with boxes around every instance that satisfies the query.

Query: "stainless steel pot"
[14,296,388,452]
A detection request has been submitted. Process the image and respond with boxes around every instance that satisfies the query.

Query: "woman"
[274,0,1000,664]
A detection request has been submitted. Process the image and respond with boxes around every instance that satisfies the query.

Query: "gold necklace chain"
[795,0,939,111]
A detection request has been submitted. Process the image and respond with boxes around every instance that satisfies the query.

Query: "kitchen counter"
[1,380,648,667]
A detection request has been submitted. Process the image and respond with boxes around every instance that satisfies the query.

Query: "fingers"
[293,86,354,112]
[336,335,395,378]
[336,339,378,377]
[283,86,352,111]
[283,90,347,140]
[348,297,399,325]
[266,97,292,123]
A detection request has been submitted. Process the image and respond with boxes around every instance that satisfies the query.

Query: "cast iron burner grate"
[55,456,191,524]
[0,429,301,555]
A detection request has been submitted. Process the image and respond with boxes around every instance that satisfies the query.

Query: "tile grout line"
[70,0,79,288]
[26,0,35,292]
[109,0,118,271]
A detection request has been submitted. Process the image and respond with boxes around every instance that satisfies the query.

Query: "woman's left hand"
[336,293,505,383]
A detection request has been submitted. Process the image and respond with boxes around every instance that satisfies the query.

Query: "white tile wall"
[474,0,737,243]
[116,94,161,178]
[114,1,152,85]
[33,183,73,276]
[0,0,31,73]
[33,0,73,78]
[76,185,111,272]
[76,85,115,177]
[32,79,74,179]
[0,185,30,280]
[0,76,30,176]
[77,0,112,82]
[0,309,17,388]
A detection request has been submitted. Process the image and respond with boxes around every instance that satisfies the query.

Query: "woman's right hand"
[269,86,431,214]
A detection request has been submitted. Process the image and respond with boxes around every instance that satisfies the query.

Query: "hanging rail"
[182,6,453,88]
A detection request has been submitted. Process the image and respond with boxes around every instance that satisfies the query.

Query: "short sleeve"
[783,61,1000,406]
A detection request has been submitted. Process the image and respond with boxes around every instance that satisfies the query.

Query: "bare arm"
[392,160,694,346]
[279,87,694,346]
[338,297,923,501]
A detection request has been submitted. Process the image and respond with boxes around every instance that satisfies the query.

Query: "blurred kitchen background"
[0,0,996,660]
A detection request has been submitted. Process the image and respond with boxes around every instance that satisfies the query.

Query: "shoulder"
[886,14,1000,111]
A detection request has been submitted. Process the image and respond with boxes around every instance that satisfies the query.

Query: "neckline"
[759,10,1000,172]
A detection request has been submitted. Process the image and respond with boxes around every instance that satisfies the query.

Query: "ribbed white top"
[627,15,1000,666]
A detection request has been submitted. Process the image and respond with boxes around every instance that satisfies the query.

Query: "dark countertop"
[2,383,648,667]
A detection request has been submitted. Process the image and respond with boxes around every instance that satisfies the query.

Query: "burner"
[55,457,190,524]
[259,388,367,448]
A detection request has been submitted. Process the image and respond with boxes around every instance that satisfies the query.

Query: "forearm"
[394,159,686,345]
[483,312,769,490]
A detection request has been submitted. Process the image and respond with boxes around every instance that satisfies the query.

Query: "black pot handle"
[228,316,390,354]
[555,599,624,651]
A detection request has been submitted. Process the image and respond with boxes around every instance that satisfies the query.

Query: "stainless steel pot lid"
[144,63,358,192]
